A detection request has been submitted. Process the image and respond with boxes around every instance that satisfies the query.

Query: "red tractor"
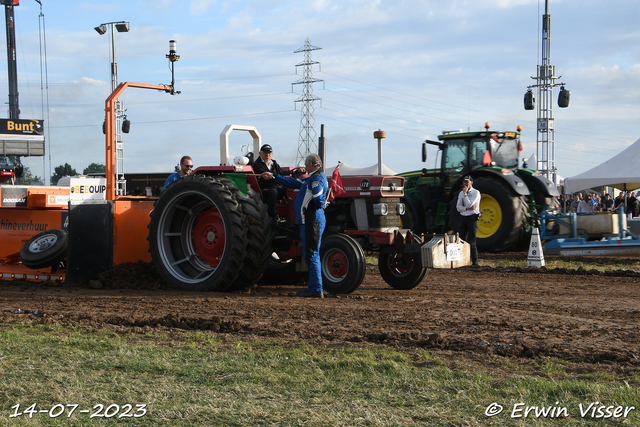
[148,125,428,293]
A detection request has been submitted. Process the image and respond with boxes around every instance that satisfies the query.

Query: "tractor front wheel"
[378,239,427,290]
[320,234,366,294]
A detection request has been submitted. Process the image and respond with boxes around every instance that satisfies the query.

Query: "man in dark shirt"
[627,192,639,217]
[614,192,625,212]
[601,193,614,211]
[252,144,288,217]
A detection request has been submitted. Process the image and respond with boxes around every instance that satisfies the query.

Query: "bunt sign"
[0,119,45,157]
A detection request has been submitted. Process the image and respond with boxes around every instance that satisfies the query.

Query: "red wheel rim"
[327,251,348,278]
[392,254,414,274]
[192,207,225,266]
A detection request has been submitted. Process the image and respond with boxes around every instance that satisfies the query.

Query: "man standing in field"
[456,176,480,267]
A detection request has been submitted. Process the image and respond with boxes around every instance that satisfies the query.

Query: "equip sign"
[69,177,107,201]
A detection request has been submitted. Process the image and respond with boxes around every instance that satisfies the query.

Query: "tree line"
[49,162,106,185]
[12,162,106,185]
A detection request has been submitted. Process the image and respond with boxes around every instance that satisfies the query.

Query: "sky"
[1,0,639,184]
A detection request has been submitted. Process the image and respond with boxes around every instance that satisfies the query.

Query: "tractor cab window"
[489,136,518,169]
[470,139,486,168]
[443,139,467,172]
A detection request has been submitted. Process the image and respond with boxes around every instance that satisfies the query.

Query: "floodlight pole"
[104,41,180,201]
[524,0,569,185]
[96,21,129,195]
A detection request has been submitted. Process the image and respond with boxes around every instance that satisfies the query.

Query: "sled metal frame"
[541,208,640,256]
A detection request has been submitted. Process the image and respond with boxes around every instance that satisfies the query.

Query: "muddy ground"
[1,254,639,370]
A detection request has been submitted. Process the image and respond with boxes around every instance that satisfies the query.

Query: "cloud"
[78,2,120,12]
[190,0,216,15]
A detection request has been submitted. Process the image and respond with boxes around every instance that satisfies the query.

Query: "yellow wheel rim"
[477,194,502,238]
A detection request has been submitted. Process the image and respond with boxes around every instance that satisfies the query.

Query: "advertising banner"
[0,119,45,156]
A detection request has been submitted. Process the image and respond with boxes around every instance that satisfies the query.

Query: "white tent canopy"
[525,153,563,186]
[563,137,640,194]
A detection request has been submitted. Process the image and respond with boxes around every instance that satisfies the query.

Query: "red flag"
[328,163,345,201]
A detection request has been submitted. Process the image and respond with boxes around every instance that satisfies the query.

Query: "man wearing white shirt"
[577,194,594,214]
[456,176,481,267]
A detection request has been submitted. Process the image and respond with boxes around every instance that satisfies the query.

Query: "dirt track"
[1,255,639,368]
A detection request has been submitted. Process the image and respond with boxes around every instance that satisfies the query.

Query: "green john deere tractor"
[398,123,559,252]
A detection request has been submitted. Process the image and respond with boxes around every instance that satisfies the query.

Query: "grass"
[0,321,639,426]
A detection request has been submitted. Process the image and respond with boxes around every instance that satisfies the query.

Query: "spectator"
[614,192,625,212]
[601,193,614,211]
[570,194,580,212]
[577,194,594,214]
[627,192,638,217]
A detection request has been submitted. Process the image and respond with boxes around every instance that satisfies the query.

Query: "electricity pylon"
[292,39,323,166]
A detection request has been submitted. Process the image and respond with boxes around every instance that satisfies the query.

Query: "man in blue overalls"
[260,153,328,298]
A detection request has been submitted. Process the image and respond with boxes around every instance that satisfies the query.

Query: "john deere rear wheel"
[473,176,528,252]
[148,175,247,291]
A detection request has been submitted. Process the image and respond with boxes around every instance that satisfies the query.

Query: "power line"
[46,109,296,128]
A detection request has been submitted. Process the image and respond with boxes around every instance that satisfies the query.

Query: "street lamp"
[95,21,129,91]
[96,21,129,195]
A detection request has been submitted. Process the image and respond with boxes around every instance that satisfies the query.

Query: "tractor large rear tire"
[400,195,423,234]
[229,184,273,291]
[148,175,248,291]
[473,176,528,252]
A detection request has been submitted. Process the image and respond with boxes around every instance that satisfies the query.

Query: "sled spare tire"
[20,228,68,269]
